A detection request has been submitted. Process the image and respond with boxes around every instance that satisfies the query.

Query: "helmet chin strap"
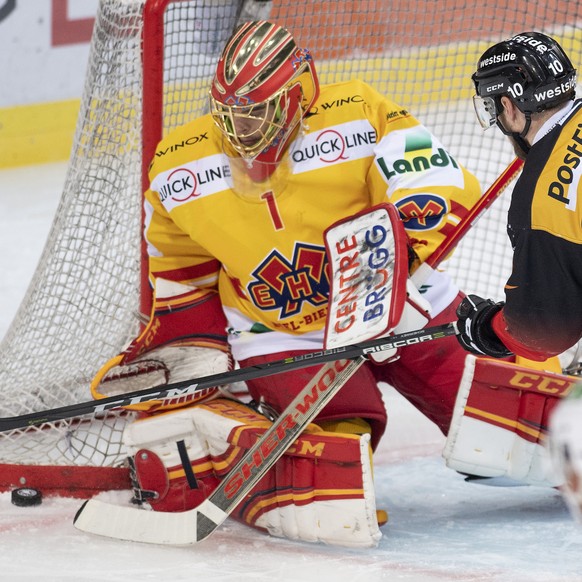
[495,112,532,155]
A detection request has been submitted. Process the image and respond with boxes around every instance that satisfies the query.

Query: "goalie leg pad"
[124,398,382,547]
[443,355,574,487]
[124,407,220,511]
[236,428,380,548]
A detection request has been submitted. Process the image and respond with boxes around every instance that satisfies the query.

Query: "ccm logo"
[509,371,574,396]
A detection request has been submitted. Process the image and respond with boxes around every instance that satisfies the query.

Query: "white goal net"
[0,0,580,494]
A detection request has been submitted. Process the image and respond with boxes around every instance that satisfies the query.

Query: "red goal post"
[0,0,580,497]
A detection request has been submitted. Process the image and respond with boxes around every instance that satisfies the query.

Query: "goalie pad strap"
[125,398,382,547]
[176,439,198,490]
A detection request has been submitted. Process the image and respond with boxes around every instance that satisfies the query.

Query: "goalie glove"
[91,279,232,412]
[456,294,512,359]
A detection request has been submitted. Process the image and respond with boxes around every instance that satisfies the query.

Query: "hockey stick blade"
[0,322,458,433]
[74,357,365,545]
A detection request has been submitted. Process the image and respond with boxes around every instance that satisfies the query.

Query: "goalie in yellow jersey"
[91,21,568,547]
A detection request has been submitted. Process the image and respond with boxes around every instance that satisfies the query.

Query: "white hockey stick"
[74,357,365,544]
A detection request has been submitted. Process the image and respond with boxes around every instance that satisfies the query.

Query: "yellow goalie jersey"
[144,79,481,359]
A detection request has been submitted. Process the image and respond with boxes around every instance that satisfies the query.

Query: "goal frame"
[1,0,580,498]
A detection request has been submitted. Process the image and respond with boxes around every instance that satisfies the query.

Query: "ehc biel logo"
[248,243,329,318]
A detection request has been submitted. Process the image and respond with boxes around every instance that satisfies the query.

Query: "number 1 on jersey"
[261,191,284,231]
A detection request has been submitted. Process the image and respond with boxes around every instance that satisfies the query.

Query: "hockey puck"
[11,487,43,507]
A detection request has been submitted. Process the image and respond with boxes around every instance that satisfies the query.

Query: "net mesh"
[0,0,580,480]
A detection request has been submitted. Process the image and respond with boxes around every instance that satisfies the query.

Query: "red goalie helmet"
[209,20,319,167]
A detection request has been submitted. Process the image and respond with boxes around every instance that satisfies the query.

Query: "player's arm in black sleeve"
[492,228,582,358]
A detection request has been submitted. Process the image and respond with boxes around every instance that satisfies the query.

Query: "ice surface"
[0,163,581,582]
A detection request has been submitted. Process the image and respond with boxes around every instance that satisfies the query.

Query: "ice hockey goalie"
[91,277,382,548]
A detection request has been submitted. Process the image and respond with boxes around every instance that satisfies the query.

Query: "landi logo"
[376,127,459,181]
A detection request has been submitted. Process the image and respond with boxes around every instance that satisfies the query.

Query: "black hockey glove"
[456,294,513,358]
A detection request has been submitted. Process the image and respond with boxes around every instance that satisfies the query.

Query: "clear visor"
[210,90,288,159]
[224,148,292,198]
[473,94,498,130]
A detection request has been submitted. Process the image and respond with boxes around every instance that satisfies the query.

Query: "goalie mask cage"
[0,0,580,497]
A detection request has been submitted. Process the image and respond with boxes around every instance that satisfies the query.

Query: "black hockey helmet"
[472,32,577,130]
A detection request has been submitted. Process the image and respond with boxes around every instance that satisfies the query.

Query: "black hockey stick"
[0,322,457,433]
[3,159,523,434]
